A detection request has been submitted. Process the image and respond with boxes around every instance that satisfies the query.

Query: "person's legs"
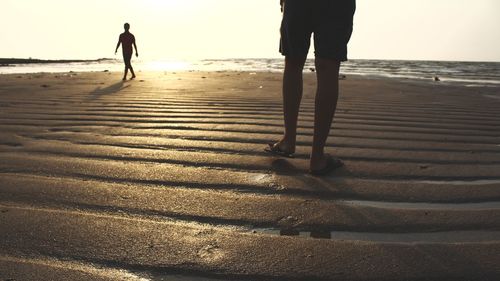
[307,0,355,173]
[123,67,128,81]
[270,0,311,154]
[310,58,340,171]
[123,53,133,80]
[129,65,136,79]
[273,55,307,153]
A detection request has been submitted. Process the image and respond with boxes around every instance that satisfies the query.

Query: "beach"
[1,71,500,280]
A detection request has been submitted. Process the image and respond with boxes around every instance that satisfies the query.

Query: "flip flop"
[310,156,344,176]
[264,142,295,158]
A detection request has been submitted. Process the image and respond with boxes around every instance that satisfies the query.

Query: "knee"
[285,56,307,72]
[315,58,340,73]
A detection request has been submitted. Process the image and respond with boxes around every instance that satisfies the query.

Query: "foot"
[264,140,295,158]
[122,77,127,81]
[310,154,344,176]
[130,75,136,80]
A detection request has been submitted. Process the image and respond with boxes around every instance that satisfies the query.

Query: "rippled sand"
[1,71,500,280]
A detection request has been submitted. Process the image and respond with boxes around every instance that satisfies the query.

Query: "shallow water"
[251,229,500,243]
[2,58,500,86]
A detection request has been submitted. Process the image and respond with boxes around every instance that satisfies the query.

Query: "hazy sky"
[2,0,500,61]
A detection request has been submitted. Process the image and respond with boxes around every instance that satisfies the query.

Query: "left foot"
[264,141,295,158]
[130,75,136,80]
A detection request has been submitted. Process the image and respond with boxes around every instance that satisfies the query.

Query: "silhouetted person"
[266,0,356,175]
[115,23,138,81]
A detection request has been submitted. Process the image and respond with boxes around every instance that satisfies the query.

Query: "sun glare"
[147,0,202,10]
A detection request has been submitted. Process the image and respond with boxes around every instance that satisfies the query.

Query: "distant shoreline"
[1,58,498,87]
[0,58,113,66]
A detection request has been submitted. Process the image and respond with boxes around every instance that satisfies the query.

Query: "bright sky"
[2,0,500,62]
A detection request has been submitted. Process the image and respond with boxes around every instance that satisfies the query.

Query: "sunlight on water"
[145,60,191,71]
[2,58,500,86]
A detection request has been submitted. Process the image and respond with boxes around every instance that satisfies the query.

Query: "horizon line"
[2,57,500,64]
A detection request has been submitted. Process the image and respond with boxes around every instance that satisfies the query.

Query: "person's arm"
[133,38,138,57]
[115,36,121,55]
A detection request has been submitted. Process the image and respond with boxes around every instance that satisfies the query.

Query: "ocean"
[1,58,499,87]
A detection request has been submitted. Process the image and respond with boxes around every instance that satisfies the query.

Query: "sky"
[1,0,500,62]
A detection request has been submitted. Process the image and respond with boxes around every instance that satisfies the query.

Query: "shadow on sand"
[270,158,302,175]
[89,81,130,99]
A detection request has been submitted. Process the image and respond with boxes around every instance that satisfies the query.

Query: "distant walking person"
[115,23,138,81]
[266,0,356,175]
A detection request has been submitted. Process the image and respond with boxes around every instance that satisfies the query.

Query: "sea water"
[1,58,500,87]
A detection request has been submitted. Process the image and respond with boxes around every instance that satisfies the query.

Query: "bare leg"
[274,56,307,153]
[130,66,136,79]
[123,66,128,81]
[310,58,341,171]
[123,55,133,80]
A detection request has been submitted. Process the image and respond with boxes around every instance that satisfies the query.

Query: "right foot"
[310,154,344,176]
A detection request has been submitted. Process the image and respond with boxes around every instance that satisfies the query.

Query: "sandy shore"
[1,71,500,280]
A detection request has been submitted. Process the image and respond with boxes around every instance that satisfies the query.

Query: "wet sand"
[1,71,500,280]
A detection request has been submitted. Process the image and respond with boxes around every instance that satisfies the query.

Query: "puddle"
[483,94,500,100]
[136,274,224,281]
[342,199,500,210]
[418,179,500,186]
[251,229,500,243]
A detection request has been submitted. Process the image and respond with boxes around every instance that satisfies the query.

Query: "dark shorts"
[280,0,356,61]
